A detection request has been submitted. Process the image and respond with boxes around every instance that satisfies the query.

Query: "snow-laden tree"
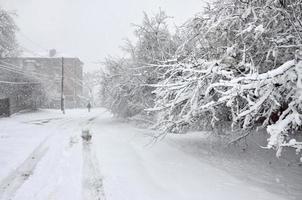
[129,9,176,64]
[83,71,103,106]
[0,7,19,58]
[149,0,302,159]
[99,58,148,117]
[100,10,177,117]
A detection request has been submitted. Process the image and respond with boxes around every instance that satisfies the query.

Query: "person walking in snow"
[87,102,91,112]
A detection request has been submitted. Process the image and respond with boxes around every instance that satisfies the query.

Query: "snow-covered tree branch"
[99,0,302,160]
[148,0,302,160]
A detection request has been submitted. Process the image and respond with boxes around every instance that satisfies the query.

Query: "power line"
[0,80,40,85]
[0,63,45,80]
[0,64,36,77]
[0,64,57,82]
[0,59,83,85]
[0,60,61,80]
[17,31,71,60]
[18,31,49,53]
[20,45,45,57]
[0,65,47,85]
[0,56,88,97]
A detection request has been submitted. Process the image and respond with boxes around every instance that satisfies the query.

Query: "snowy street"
[1,0,302,199]
[0,109,299,200]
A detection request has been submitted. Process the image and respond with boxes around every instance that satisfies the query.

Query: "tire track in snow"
[82,140,106,200]
[0,139,49,200]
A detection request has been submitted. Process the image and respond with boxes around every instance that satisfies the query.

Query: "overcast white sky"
[0,0,208,72]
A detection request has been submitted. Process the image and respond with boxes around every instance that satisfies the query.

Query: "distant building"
[1,53,84,109]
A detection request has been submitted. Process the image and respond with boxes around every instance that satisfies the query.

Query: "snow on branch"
[148,0,302,160]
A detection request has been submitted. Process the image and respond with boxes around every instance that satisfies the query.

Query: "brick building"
[1,55,84,109]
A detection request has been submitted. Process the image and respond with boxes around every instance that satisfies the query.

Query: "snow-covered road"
[0,109,298,200]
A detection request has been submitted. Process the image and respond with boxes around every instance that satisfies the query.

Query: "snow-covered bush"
[99,58,143,117]
[149,0,302,159]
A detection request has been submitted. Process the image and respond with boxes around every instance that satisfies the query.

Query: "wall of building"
[1,57,84,109]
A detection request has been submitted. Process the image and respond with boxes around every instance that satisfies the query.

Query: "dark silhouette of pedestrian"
[87,102,91,112]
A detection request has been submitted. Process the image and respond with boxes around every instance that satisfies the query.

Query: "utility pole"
[61,57,65,114]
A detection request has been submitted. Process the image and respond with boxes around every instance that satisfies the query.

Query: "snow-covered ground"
[0,108,301,200]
